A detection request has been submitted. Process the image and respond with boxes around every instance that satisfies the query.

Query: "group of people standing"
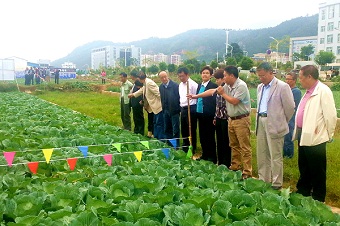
[119,62,337,203]
[24,67,60,85]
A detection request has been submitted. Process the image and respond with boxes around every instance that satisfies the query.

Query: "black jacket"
[159,79,180,115]
[130,81,143,108]
[196,80,217,118]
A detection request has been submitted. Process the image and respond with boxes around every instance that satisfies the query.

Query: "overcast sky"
[0,0,321,62]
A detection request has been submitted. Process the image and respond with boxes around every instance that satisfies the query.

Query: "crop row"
[0,92,339,225]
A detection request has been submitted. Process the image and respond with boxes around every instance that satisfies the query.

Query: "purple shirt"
[296,81,318,128]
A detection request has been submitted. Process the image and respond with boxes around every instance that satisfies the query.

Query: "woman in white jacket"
[293,65,337,202]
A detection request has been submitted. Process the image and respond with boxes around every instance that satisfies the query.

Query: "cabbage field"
[0,92,339,225]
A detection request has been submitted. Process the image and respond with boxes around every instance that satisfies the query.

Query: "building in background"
[37,59,51,68]
[170,54,181,65]
[91,45,141,70]
[289,36,318,61]
[317,0,340,62]
[62,61,76,69]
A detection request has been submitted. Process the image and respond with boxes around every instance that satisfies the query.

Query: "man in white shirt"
[177,67,198,153]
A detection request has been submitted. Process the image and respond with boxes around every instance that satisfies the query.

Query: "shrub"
[0,83,19,92]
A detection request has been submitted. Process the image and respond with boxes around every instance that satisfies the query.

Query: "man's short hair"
[300,65,319,80]
[138,71,146,80]
[177,67,189,75]
[224,65,239,78]
[257,62,273,72]
[286,71,298,80]
[120,72,128,77]
[130,70,138,77]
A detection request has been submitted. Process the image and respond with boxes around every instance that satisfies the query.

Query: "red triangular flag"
[67,158,78,171]
[27,162,39,174]
[103,154,112,166]
[3,151,16,167]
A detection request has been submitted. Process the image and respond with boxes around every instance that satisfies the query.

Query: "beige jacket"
[256,77,295,138]
[293,82,337,146]
[133,78,162,114]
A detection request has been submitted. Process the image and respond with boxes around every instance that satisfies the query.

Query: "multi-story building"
[140,53,182,66]
[289,36,318,61]
[317,0,340,62]
[61,61,76,69]
[91,45,141,70]
[170,54,181,65]
[37,59,51,68]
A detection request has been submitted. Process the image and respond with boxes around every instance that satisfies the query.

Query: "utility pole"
[223,29,232,58]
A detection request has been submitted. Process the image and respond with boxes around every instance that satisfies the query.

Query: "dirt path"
[331,206,340,215]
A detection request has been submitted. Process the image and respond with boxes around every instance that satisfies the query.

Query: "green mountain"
[51,14,318,68]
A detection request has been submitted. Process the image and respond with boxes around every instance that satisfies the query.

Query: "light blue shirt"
[258,79,274,113]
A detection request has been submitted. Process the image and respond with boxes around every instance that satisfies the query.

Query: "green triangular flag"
[186,146,193,158]
[140,141,149,149]
[112,143,122,152]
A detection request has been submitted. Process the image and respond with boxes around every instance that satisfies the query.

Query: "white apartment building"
[289,36,318,61]
[61,61,76,69]
[317,0,340,62]
[91,45,141,70]
[170,54,181,65]
[141,53,182,67]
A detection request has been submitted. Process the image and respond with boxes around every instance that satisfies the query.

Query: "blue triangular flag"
[77,146,88,158]
[162,148,170,159]
[169,139,177,148]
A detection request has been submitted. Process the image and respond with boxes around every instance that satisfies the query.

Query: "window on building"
[326,47,333,52]
[328,22,334,31]
[321,26,326,32]
[337,46,340,55]
[338,34,340,43]
[327,34,333,44]
[329,5,335,19]
[322,9,325,20]
[320,38,325,44]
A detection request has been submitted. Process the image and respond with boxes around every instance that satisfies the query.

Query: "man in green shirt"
[120,72,133,130]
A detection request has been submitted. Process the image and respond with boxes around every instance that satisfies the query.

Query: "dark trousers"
[297,142,327,202]
[24,74,29,85]
[197,113,217,163]
[55,75,59,84]
[132,105,144,135]
[153,111,165,140]
[180,106,197,153]
[216,118,231,167]
[120,98,131,130]
[147,112,154,133]
[163,110,180,147]
[283,118,295,158]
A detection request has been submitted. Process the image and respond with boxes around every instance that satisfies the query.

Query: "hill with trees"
[52,15,318,68]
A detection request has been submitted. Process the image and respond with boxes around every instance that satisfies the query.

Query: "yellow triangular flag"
[112,143,122,152]
[140,141,149,149]
[42,149,54,163]
[133,151,143,162]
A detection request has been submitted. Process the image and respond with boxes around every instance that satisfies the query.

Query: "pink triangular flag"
[67,158,78,171]
[27,162,39,174]
[3,152,16,167]
[103,154,112,166]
